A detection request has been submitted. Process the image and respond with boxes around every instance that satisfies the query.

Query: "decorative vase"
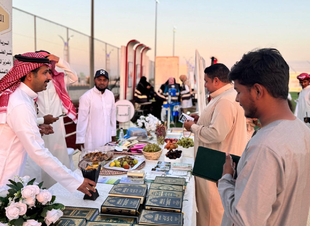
[157,135,165,145]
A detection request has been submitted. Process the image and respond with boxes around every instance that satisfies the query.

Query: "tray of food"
[103,155,145,172]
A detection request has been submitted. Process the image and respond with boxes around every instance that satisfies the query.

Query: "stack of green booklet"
[101,196,141,216]
[108,184,148,204]
[85,223,132,226]
[91,215,136,224]
[153,176,186,190]
[59,206,99,222]
[54,218,87,226]
[138,210,183,225]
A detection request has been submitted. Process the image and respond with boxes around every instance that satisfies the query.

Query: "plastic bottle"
[119,128,124,141]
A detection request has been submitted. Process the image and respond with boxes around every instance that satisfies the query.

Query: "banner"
[195,50,206,115]
[0,0,12,79]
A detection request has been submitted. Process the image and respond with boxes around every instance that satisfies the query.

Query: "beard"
[244,95,258,118]
[95,84,106,92]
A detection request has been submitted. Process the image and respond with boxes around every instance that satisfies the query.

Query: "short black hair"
[35,50,50,54]
[229,48,289,100]
[204,63,230,83]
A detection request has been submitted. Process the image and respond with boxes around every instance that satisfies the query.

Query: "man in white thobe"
[0,52,95,196]
[76,69,116,151]
[184,63,247,226]
[24,51,78,187]
[219,48,310,226]
[294,73,310,128]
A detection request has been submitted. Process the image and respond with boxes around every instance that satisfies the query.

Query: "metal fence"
[12,7,120,98]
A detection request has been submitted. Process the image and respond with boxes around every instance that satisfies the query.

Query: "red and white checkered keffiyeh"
[0,52,49,123]
[50,60,77,123]
[36,51,77,123]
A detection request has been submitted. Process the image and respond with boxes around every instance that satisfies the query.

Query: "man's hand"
[76,143,84,151]
[47,54,60,63]
[222,153,235,177]
[190,113,199,123]
[38,124,54,136]
[184,120,195,131]
[44,114,59,124]
[77,178,96,196]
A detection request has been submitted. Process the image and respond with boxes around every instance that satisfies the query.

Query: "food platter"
[103,155,145,172]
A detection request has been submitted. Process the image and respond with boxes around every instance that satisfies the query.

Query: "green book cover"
[153,176,186,188]
[93,215,136,224]
[145,196,182,212]
[62,207,99,221]
[101,196,141,216]
[109,184,147,204]
[147,189,183,199]
[149,183,183,192]
[192,146,240,182]
[139,210,183,225]
[54,217,87,226]
[86,223,132,226]
[119,177,145,185]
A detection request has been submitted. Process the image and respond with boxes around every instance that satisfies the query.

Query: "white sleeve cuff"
[37,117,44,125]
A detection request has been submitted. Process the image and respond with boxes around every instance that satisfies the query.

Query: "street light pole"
[173,26,176,56]
[59,34,73,63]
[106,49,114,74]
[154,0,159,66]
[90,0,95,88]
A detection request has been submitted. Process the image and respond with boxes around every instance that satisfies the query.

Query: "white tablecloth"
[49,136,196,226]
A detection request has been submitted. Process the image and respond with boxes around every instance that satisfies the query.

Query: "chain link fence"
[12,7,120,100]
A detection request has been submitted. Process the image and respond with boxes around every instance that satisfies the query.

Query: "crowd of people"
[0,48,310,226]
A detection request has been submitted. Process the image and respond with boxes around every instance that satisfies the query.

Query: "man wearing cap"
[0,52,96,195]
[24,50,78,188]
[76,69,116,151]
[295,73,310,126]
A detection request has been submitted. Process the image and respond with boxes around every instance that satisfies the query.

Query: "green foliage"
[0,176,64,226]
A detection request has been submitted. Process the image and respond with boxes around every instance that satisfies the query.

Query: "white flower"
[137,119,143,127]
[36,190,52,205]
[23,220,42,226]
[44,209,63,226]
[0,186,9,197]
[23,197,36,208]
[14,202,27,215]
[13,176,30,185]
[0,222,9,226]
[5,202,21,221]
[21,185,40,199]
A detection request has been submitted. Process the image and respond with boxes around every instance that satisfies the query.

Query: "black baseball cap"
[94,69,109,79]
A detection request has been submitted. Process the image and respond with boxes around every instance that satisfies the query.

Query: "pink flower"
[21,185,40,199]
[5,202,27,221]
[23,197,36,208]
[23,220,42,226]
[36,190,52,205]
[44,209,63,226]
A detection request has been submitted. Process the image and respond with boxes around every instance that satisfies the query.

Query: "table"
[49,134,196,225]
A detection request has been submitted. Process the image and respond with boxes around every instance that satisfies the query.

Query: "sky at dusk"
[12,0,310,72]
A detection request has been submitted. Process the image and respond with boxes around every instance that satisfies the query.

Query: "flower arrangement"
[0,176,64,226]
[136,114,161,133]
[155,123,167,145]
